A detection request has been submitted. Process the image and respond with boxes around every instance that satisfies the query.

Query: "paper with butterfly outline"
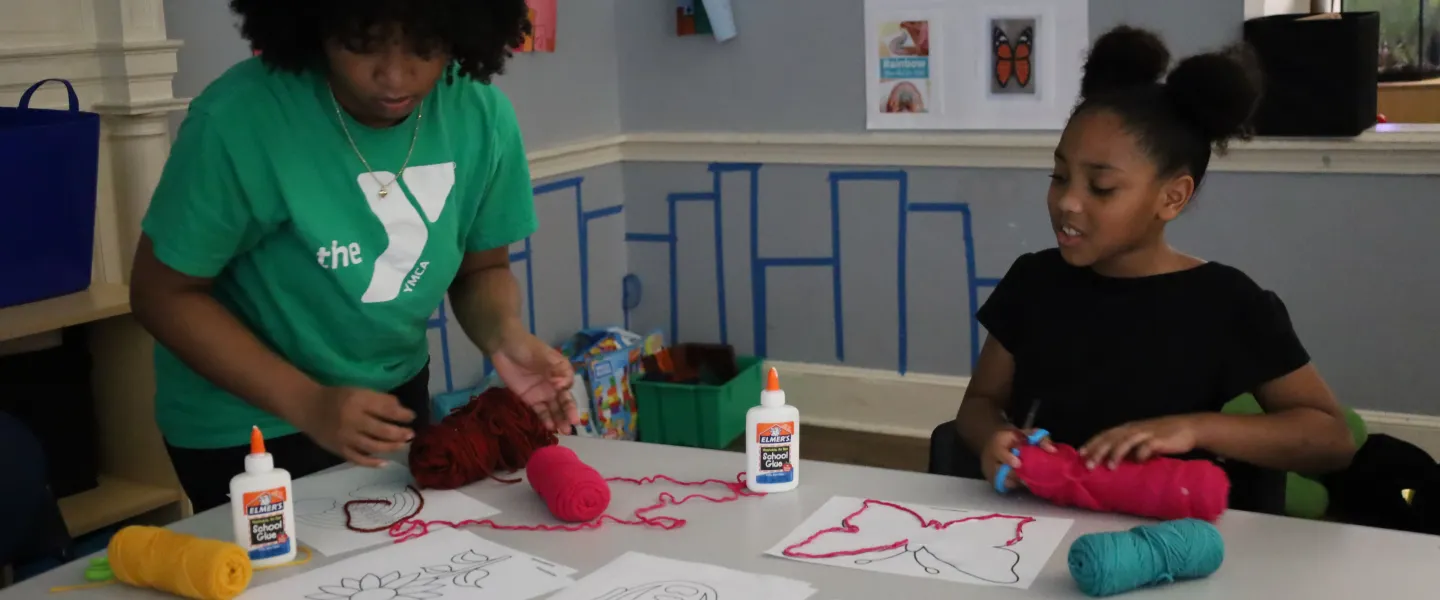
[765,496,1073,589]
[292,462,501,556]
[240,527,577,600]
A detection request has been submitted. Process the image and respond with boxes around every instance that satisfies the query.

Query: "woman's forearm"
[449,264,525,354]
[131,244,321,428]
[1193,409,1355,474]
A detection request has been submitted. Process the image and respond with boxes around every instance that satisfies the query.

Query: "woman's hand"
[297,386,416,468]
[490,332,579,433]
[1078,415,1204,469]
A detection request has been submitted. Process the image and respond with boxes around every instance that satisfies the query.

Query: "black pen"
[1021,399,1041,431]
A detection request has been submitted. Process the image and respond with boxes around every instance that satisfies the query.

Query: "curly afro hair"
[229,0,532,84]
[1074,25,1263,189]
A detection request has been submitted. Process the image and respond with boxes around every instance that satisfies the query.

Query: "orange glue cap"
[250,425,266,455]
[761,367,786,407]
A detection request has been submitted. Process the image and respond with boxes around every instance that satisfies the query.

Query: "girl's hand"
[1078,415,1204,470]
[980,427,1055,490]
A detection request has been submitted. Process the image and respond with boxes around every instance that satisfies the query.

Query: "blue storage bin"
[0,79,101,308]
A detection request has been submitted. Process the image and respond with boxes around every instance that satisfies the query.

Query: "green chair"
[1220,394,1367,520]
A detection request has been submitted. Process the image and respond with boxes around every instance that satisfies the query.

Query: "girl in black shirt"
[953,26,1356,512]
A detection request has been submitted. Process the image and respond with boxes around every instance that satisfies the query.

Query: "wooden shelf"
[57,475,183,537]
[0,283,131,343]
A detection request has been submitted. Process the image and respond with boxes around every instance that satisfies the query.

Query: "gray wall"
[615,0,1246,133]
[615,0,1440,415]
[623,162,1440,415]
[163,0,621,151]
[430,164,626,394]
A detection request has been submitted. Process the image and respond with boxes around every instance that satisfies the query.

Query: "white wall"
[1245,0,1330,18]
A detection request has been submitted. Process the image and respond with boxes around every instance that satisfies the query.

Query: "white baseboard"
[766,360,1440,458]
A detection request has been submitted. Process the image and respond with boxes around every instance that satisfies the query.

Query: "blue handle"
[994,428,1049,494]
[18,79,80,112]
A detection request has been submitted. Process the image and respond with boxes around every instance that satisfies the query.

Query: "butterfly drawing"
[781,499,1034,584]
[993,25,1034,90]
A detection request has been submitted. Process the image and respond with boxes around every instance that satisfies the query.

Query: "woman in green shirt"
[130,0,579,512]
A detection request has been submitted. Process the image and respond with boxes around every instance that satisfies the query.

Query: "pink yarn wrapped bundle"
[526,445,611,523]
[1016,444,1230,522]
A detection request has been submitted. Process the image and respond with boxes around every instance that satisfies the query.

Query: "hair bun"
[1080,26,1170,98]
[1164,45,1263,148]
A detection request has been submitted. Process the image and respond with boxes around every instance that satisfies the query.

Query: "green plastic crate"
[634,355,764,449]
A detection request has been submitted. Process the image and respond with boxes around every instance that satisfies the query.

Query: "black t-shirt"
[977,249,1311,452]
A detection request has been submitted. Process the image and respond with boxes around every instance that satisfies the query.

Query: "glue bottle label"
[243,487,293,560]
[755,421,796,484]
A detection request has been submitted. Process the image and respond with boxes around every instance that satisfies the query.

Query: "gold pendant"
[379,187,389,198]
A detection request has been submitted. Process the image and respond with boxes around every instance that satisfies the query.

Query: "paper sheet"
[864,0,1089,130]
[765,496,1073,589]
[701,0,737,41]
[241,528,575,600]
[292,463,500,556]
[546,552,816,600]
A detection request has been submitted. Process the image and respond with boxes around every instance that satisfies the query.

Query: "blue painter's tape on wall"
[622,273,642,330]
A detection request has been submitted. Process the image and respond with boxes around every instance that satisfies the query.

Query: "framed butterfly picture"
[990,17,1037,96]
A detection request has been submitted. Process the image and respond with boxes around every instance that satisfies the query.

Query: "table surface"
[12,436,1437,598]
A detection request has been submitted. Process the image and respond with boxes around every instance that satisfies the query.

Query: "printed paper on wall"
[864,0,1088,130]
[869,11,944,129]
[519,0,557,52]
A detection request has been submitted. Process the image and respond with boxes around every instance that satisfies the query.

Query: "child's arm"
[1194,363,1355,474]
[955,336,1018,454]
[1079,364,1355,474]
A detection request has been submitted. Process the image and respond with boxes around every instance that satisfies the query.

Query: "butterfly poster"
[765,496,1073,589]
[990,18,1036,95]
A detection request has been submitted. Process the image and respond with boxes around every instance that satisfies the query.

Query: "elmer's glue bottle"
[746,367,800,493]
[230,426,297,566]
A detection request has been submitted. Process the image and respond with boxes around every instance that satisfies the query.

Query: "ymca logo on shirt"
[334,162,455,303]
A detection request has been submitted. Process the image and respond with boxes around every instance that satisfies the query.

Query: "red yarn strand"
[343,485,426,533]
[386,386,769,543]
[387,472,763,542]
[781,499,1033,560]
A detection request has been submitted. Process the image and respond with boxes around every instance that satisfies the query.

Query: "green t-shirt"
[145,58,537,449]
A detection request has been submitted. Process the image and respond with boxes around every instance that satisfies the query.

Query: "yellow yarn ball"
[107,526,253,600]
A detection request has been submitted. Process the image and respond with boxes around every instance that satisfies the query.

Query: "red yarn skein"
[526,445,611,522]
[1015,443,1230,522]
[409,387,558,490]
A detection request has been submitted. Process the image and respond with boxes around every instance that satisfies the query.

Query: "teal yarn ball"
[1067,518,1224,597]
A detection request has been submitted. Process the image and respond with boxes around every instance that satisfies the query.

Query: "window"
[1345,0,1440,79]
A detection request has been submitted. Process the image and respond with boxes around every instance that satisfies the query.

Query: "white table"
[10,436,1436,598]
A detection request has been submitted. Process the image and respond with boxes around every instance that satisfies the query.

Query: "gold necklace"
[329,85,422,198]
